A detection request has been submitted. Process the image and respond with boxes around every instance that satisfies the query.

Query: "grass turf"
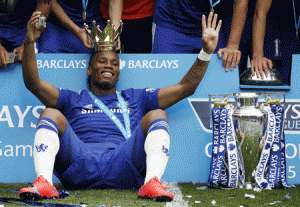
[0,183,299,207]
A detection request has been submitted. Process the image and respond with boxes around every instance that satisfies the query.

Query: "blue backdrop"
[0,54,300,184]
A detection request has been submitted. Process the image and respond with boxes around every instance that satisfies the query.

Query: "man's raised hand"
[25,11,46,43]
[0,44,8,68]
[202,12,222,54]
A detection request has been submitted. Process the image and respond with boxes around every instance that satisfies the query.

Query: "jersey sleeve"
[55,88,79,116]
[140,88,161,112]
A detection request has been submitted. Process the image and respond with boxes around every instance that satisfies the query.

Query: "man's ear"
[87,66,92,76]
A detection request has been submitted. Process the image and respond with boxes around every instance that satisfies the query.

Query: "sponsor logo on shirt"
[84,104,93,110]
[81,107,131,114]
[116,101,129,108]
[146,88,155,92]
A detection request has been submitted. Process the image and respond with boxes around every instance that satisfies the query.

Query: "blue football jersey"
[0,1,36,49]
[0,0,36,26]
[55,88,160,145]
[48,0,104,28]
[154,0,234,35]
[154,0,210,34]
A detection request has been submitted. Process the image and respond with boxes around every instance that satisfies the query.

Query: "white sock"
[34,128,59,185]
[144,129,170,184]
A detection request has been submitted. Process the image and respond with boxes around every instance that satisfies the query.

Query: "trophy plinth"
[245,182,253,190]
[240,68,284,86]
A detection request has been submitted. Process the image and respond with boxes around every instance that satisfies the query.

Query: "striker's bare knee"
[141,109,168,135]
[39,108,68,137]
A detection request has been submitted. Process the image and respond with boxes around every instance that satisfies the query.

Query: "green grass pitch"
[0,183,299,207]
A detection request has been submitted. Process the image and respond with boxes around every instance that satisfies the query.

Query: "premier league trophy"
[233,93,266,190]
[207,92,289,190]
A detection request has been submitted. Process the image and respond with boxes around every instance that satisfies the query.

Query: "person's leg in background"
[121,16,153,53]
[152,24,226,54]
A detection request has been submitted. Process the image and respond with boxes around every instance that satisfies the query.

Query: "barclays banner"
[0,54,300,184]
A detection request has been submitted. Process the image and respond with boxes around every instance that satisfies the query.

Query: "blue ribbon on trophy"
[208,107,228,187]
[280,133,289,188]
[208,93,289,190]
[267,105,284,188]
[255,105,275,189]
[216,108,228,186]
[269,104,290,188]
[226,106,239,188]
[207,96,231,188]
[207,108,221,187]
[220,163,229,186]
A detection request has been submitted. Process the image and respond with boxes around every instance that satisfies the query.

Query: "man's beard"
[96,81,114,90]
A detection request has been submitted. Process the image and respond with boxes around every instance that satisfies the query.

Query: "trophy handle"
[209,94,234,129]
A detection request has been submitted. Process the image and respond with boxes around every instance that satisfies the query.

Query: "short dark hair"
[87,51,101,89]
[88,51,101,68]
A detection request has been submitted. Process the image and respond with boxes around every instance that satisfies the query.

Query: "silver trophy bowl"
[232,92,266,190]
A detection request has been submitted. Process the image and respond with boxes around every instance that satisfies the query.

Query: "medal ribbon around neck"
[210,0,220,12]
[88,91,131,140]
[293,0,300,36]
[82,0,88,20]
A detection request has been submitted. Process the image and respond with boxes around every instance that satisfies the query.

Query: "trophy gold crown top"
[84,20,123,52]
[266,95,281,106]
[212,96,229,108]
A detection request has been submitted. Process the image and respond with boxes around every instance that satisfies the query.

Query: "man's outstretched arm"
[158,12,222,110]
[217,0,249,71]
[108,0,123,50]
[251,0,273,79]
[22,11,59,108]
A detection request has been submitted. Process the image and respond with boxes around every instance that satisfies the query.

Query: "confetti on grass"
[18,202,81,207]
[245,194,255,199]
[59,190,70,199]
[268,201,281,205]
[196,186,207,190]
[285,194,292,199]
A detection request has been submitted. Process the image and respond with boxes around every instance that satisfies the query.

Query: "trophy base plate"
[240,68,284,86]
[245,182,253,190]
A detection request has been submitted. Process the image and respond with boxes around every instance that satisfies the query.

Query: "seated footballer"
[19,11,222,202]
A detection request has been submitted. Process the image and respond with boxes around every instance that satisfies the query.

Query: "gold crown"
[84,20,123,52]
